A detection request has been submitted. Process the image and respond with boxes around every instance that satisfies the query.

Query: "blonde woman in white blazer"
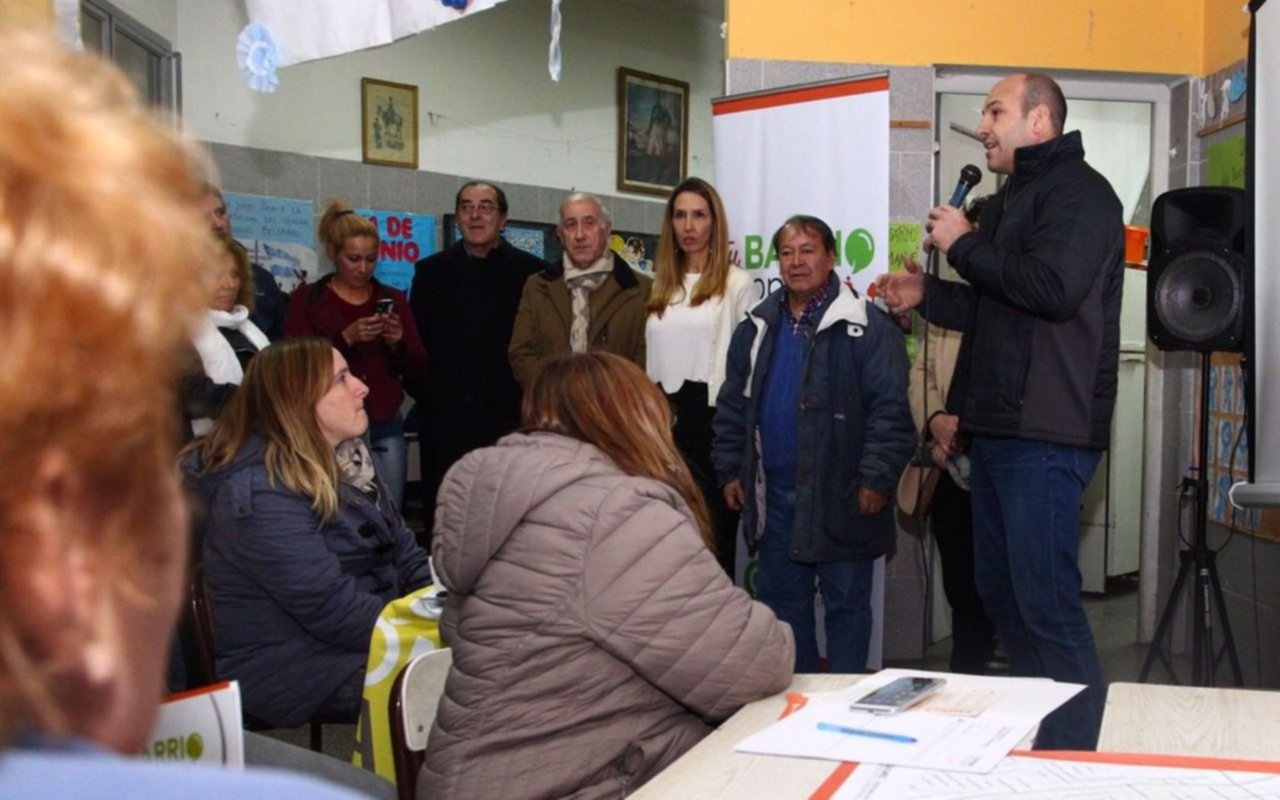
[646,178,756,576]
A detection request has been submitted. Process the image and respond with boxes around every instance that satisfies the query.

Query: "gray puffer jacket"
[421,432,794,800]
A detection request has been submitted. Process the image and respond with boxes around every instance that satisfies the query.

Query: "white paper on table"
[733,669,1084,774]
[833,755,1280,799]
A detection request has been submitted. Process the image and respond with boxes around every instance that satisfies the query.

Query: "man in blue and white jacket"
[712,215,915,674]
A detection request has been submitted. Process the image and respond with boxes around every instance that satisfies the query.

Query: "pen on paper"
[816,722,917,744]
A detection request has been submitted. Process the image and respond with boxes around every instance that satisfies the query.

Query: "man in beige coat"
[508,193,652,387]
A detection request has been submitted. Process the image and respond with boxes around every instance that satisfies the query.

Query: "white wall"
[175,0,724,202]
[106,0,176,44]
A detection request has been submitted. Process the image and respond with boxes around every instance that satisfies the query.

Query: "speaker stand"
[1140,353,1244,687]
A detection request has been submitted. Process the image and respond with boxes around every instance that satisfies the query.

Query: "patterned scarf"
[336,437,379,498]
[564,256,612,353]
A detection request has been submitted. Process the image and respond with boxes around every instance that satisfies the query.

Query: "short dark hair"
[455,181,508,214]
[771,214,836,255]
[1021,73,1067,135]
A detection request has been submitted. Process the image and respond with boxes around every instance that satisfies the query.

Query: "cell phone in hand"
[374,298,394,315]
[849,676,945,715]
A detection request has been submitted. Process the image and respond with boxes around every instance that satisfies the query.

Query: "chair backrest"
[389,648,452,800]
[189,561,220,686]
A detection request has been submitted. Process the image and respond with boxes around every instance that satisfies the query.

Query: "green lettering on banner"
[744,235,764,269]
[889,223,922,273]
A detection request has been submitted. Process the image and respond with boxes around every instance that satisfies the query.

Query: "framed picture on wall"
[617,67,689,196]
[362,78,419,169]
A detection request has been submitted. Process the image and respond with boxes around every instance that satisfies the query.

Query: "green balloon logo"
[186,733,204,761]
[847,229,875,273]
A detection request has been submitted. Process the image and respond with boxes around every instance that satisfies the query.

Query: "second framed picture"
[362,77,419,169]
[617,67,689,196]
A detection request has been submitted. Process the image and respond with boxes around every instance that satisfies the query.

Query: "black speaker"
[1147,187,1247,352]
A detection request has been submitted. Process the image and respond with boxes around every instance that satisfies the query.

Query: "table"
[632,675,865,799]
[633,677,1280,798]
[1098,681,1280,759]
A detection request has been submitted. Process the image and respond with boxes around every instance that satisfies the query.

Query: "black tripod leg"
[1140,550,1193,683]
[1207,553,1245,686]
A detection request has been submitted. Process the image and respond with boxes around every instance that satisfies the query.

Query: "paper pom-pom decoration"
[236,23,280,93]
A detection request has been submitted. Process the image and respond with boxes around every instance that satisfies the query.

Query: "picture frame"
[617,67,689,196]
[362,78,419,169]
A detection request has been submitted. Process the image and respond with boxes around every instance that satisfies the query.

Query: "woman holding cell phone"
[284,200,427,509]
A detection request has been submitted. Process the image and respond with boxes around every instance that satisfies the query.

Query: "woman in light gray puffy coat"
[422,353,795,800]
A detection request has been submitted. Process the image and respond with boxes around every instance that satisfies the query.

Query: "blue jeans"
[756,479,875,673]
[969,437,1106,750]
[368,412,406,511]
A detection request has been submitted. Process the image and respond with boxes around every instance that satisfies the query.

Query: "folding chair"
[388,649,453,800]
[190,563,326,752]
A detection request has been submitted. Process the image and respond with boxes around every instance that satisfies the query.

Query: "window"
[80,0,179,113]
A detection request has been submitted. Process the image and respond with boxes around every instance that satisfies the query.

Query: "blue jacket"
[712,275,915,563]
[184,438,431,728]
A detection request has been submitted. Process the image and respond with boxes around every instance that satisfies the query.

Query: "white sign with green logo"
[712,74,890,302]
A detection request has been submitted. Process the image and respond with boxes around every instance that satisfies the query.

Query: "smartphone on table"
[374,297,394,315]
[849,677,945,715]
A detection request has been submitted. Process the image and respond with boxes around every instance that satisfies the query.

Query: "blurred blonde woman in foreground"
[0,30,359,799]
[423,353,794,799]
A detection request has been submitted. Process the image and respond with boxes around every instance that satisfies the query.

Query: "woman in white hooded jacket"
[190,236,270,435]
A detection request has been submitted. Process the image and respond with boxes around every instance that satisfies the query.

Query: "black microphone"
[947,164,983,208]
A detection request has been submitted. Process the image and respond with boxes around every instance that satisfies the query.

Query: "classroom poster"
[1205,137,1246,189]
[1206,352,1279,539]
[224,191,317,294]
[356,208,437,292]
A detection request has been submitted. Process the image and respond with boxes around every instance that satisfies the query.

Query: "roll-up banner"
[713,73,891,669]
[712,73,891,303]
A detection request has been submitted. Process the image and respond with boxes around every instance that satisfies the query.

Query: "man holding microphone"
[878,72,1124,749]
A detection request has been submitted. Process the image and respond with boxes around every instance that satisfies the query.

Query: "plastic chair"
[388,649,452,800]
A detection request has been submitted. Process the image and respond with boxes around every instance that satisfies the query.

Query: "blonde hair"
[219,235,255,310]
[318,199,378,263]
[647,177,731,318]
[195,338,344,521]
[0,31,211,743]
[523,353,713,549]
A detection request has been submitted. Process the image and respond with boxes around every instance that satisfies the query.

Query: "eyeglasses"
[458,201,499,216]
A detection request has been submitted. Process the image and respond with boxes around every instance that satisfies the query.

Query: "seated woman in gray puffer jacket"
[423,353,795,799]
[184,337,431,729]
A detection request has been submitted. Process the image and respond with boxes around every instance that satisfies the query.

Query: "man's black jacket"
[924,130,1124,450]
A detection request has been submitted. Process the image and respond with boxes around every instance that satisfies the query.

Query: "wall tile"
[209,143,269,195]
[418,171,462,220]
[891,126,934,155]
[892,153,933,220]
[888,66,934,123]
[262,150,318,200]
[612,196,648,233]
[367,165,418,213]
[502,181,543,224]
[725,58,765,94]
[317,158,369,209]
